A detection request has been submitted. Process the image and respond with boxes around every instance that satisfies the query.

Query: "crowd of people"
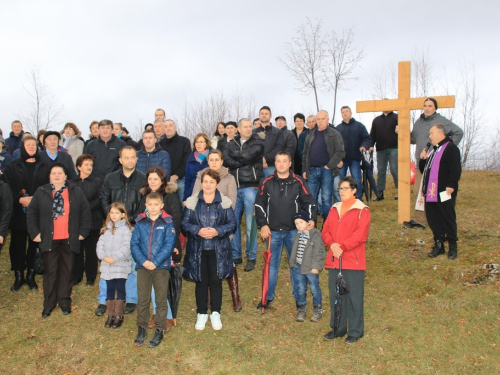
[0,99,463,348]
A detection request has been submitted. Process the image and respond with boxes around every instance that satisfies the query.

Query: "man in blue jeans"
[96,146,146,316]
[223,118,264,272]
[302,110,345,220]
[370,110,399,201]
[336,106,372,200]
[255,151,316,309]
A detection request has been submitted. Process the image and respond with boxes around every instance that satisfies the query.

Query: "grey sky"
[1,0,498,139]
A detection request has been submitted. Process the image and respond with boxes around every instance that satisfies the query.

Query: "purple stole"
[425,141,450,202]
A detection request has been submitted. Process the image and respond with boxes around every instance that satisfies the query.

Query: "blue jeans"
[151,287,173,319]
[340,159,363,200]
[290,263,322,307]
[376,149,398,191]
[176,178,185,203]
[266,229,297,301]
[262,166,275,179]
[307,167,333,217]
[332,174,341,203]
[231,187,258,260]
[98,258,137,304]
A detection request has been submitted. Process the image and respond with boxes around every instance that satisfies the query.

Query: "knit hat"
[294,211,310,223]
[275,116,286,122]
[43,131,61,144]
[225,121,237,128]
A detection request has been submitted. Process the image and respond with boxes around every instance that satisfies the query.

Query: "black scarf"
[51,181,67,219]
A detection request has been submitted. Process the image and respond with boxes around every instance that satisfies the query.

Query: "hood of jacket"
[185,190,232,211]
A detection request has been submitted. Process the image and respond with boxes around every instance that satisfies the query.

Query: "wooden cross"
[356,61,455,223]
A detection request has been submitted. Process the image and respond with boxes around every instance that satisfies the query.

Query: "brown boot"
[148,314,156,329]
[112,300,125,328]
[166,319,173,332]
[104,300,115,328]
[227,266,242,312]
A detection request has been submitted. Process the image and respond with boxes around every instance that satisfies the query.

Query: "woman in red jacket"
[321,176,370,344]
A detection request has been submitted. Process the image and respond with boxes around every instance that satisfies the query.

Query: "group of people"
[0,98,463,347]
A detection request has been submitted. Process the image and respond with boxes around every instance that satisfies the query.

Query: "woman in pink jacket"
[321,176,370,344]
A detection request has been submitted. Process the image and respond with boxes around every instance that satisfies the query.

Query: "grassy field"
[0,170,499,374]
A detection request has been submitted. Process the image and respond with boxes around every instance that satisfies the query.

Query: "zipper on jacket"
[148,220,155,260]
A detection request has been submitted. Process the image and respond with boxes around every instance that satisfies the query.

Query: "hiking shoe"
[134,326,148,347]
[124,303,136,314]
[210,312,222,330]
[296,306,306,322]
[244,259,256,272]
[95,304,107,316]
[195,313,209,330]
[428,239,445,258]
[256,299,273,310]
[148,329,165,348]
[403,220,425,230]
[233,258,242,266]
[310,306,323,322]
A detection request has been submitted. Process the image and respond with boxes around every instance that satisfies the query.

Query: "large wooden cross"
[356,61,455,223]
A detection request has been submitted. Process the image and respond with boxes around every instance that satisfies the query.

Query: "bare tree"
[371,62,398,100]
[279,17,326,112]
[455,58,483,169]
[323,28,365,124]
[17,66,64,135]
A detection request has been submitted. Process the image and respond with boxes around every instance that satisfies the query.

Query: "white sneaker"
[195,313,209,330]
[210,312,222,330]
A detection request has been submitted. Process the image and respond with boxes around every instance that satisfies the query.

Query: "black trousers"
[425,197,458,242]
[195,250,222,314]
[328,269,365,339]
[73,229,99,281]
[42,240,75,310]
[9,229,38,272]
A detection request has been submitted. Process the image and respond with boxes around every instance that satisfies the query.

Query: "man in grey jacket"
[403,97,463,229]
[302,110,345,220]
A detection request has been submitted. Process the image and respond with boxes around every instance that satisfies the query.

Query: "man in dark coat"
[4,120,24,155]
[97,145,146,316]
[419,124,462,260]
[336,106,372,200]
[82,119,127,181]
[275,116,297,169]
[223,118,264,271]
[253,106,285,178]
[159,119,191,202]
[39,131,78,180]
[255,151,316,309]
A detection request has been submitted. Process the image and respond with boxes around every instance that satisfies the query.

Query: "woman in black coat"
[181,169,237,331]
[2,135,50,292]
[72,154,104,286]
[27,163,91,318]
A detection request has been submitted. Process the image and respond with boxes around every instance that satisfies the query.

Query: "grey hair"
[317,110,329,117]
[238,118,251,127]
[153,119,164,125]
[433,123,446,134]
[163,119,176,127]
[307,115,317,120]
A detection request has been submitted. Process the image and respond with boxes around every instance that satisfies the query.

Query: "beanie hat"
[425,97,438,110]
[294,211,310,223]
[225,121,237,128]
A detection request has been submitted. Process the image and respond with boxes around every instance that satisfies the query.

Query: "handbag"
[33,247,44,275]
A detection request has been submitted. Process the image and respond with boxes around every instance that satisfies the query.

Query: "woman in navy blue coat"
[181,169,237,331]
[182,133,212,203]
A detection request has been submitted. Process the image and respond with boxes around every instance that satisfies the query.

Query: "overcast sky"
[1,0,498,139]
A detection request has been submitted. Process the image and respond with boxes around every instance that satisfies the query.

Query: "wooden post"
[356,61,455,224]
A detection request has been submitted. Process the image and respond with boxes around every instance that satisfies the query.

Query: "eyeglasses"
[339,187,353,191]
[195,140,207,144]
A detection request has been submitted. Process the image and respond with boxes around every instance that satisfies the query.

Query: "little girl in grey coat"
[96,202,133,329]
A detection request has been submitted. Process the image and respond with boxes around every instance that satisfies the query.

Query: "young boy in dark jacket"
[131,192,175,348]
[289,211,325,323]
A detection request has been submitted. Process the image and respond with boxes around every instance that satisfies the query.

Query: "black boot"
[373,191,384,201]
[148,329,165,348]
[134,326,148,347]
[448,241,458,260]
[26,269,38,290]
[10,271,25,292]
[428,238,445,258]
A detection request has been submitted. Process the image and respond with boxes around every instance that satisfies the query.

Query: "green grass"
[1,170,499,374]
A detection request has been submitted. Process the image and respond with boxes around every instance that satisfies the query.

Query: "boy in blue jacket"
[131,192,175,348]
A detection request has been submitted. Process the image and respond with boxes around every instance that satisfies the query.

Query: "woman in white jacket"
[96,202,133,329]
